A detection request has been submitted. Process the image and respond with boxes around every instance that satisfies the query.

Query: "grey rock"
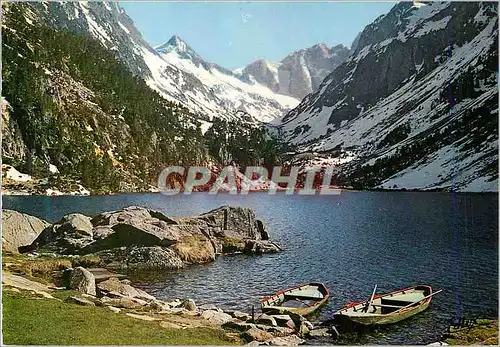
[244,240,282,254]
[2,209,49,253]
[107,306,121,313]
[268,335,305,346]
[201,310,233,325]
[169,307,187,314]
[261,325,295,335]
[199,303,218,311]
[183,298,197,311]
[246,341,269,346]
[103,297,142,309]
[59,213,93,237]
[241,327,274,342]
[146,300,168,311]
[287,312,309,327]
[269,314,294,328]
[222,320,257,332]
[69,267,96,296]
[167,299,183,308]
[256,314,277,327]
[232,310,251,321]
[96,277,155,301]
[96,246,184,271]
[125,313,159,321]
[32,217,94,254]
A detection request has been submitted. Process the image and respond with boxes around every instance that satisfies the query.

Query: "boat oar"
[363,284,377,312]
[391,289,443,314]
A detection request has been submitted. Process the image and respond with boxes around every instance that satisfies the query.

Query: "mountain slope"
[16,2,298,124]
[280,2,498,192]
[236,44,351,100]
[2,2,208,192]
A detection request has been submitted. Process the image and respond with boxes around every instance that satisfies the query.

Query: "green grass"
[2,291,234,345]
[3,253,102,285]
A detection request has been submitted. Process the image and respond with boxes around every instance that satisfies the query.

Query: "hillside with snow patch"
[281,2,498,192]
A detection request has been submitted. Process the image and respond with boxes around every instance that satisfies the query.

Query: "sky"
[119,1,396,70]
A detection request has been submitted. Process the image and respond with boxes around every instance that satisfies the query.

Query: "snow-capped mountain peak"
[150,35,299,123]
[237,43,351,99]
[155,34,201,61]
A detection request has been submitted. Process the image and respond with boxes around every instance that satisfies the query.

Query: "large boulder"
[96,246,184,270]
[193,206,269,241]
[201,310,233,325]
[32,214,93,253]
[96,277,155,301]
[69,267,96,296]
[2,209,49,253]
[60,214,93,237]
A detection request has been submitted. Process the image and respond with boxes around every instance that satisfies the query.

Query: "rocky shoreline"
[6,205,282,261]
[3,205,331,345]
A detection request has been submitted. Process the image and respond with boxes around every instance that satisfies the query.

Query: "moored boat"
[261,282,329,316]
[332,285,441,326]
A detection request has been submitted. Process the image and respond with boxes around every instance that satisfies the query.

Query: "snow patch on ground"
[48,164,59,174]
[2,165,32,182]
[415,15,451,37]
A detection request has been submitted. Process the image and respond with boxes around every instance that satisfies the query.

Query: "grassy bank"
[444,319,498,345]
[2,290,234,345]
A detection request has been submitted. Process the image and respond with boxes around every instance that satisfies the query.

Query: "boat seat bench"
[371,303,407,309]
[384,293,424,303]
[284,291,323,299]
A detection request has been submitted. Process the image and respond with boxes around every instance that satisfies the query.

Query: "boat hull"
[334,300,431,326]
[262,296,328,316]
[261,282,329,317]
[333,285,434,326]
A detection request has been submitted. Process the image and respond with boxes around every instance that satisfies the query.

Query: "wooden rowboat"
[261,282,329,316]
[332,285,440,326]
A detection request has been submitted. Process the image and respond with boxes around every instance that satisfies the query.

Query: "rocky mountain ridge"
[152,34,299,124]
[236,43,351,100]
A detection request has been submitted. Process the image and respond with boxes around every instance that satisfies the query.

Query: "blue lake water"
[3,191,498,344]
